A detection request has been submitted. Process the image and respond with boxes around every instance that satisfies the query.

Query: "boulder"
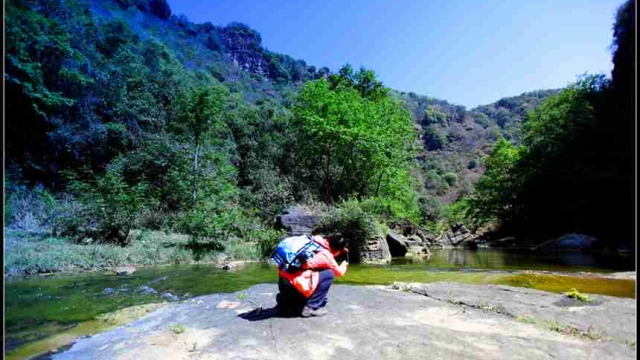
[359,234,392,264]
[416,229,438,244]
[113,267,136,276]
[160,292,179,302]
[532,233,598,252]
[557,233,598,249]
[219,261,251,271]
[406,235,424,246]
[274,205,325,236]
[137,285,157,295]
[435,224,481,248]
[437,232,453,247]
[386,231,409,257]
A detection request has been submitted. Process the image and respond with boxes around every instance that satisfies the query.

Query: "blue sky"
[168,0,622,108]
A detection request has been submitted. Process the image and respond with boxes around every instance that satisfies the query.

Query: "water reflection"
[393,249,635,272]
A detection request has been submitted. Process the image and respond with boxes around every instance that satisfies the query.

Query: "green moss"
[515,315,536,324]
[565,288,590,301]
[498,272,634,298]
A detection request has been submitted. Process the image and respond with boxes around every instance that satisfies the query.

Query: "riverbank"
[4,229,260,278]
[42,283,637,360]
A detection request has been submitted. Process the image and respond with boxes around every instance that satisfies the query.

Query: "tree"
[171,86,229,205]
[468,136,523,225]
[292,66,417,205]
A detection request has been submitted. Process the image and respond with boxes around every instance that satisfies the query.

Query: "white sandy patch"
[114,327,222,360]
[216,301,240,309]
[305,333,354,360]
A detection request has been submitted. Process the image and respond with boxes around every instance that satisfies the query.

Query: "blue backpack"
[272,235,322,273]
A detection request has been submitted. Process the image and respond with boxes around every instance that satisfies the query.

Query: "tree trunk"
[193,141,200,205]
[374,170,385,197]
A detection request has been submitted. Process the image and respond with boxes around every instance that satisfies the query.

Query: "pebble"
[102,288,115,295]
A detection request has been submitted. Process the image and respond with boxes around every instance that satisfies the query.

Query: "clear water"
[4,249,636,359]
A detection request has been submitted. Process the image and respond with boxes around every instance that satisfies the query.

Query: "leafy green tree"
[292,66,417,205]
[171,86,229,205]
[467,136,523,225]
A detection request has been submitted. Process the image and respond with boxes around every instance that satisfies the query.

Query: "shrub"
[52,194,98,240]
[418,196,443,225]
[315,199,382,263]
[441,198,472,228]
[442,172,458,187]
[5,183,58,233]
[68,162,149,245]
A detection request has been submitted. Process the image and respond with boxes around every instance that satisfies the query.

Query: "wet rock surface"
[52,283,636,360]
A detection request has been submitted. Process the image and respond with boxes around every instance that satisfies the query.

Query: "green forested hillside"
[5,0,419,256]
[5,0,634,263]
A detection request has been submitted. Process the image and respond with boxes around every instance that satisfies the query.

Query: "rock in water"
[532,233,598,253]
[161,292,179,302]
[219,261,249,271]
[386,231,409,257]
[556,233,598,249]
[102,288,115,295]
[114,267,136,276]
[137,285,157,295]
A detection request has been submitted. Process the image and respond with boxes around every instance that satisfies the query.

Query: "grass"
[4,229,263,277]
[168,324,186,334]
[515,316,604,341]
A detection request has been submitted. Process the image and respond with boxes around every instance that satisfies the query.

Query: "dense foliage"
[466,0,635,248]
[292,67,418,210]
[5,0,634,260]
[4,0,422,257]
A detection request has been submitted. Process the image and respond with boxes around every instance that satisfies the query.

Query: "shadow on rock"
[238,306,300,321]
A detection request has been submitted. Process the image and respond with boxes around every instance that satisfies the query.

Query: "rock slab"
[51,283,636,360]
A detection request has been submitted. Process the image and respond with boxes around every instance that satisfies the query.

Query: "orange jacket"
[278,236,348,297]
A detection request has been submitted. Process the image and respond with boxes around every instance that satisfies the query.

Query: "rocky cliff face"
[220,24,270,76]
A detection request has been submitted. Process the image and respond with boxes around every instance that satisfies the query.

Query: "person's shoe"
[301,306,328,317]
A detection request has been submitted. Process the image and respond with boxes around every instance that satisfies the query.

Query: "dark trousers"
[277,269,334,314]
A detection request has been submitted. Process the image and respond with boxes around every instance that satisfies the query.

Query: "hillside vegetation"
[5,0,635,272]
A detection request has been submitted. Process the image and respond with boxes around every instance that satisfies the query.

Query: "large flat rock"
[52,283,636,360]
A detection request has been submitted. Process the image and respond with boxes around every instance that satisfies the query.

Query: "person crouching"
[276,234,349,317]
